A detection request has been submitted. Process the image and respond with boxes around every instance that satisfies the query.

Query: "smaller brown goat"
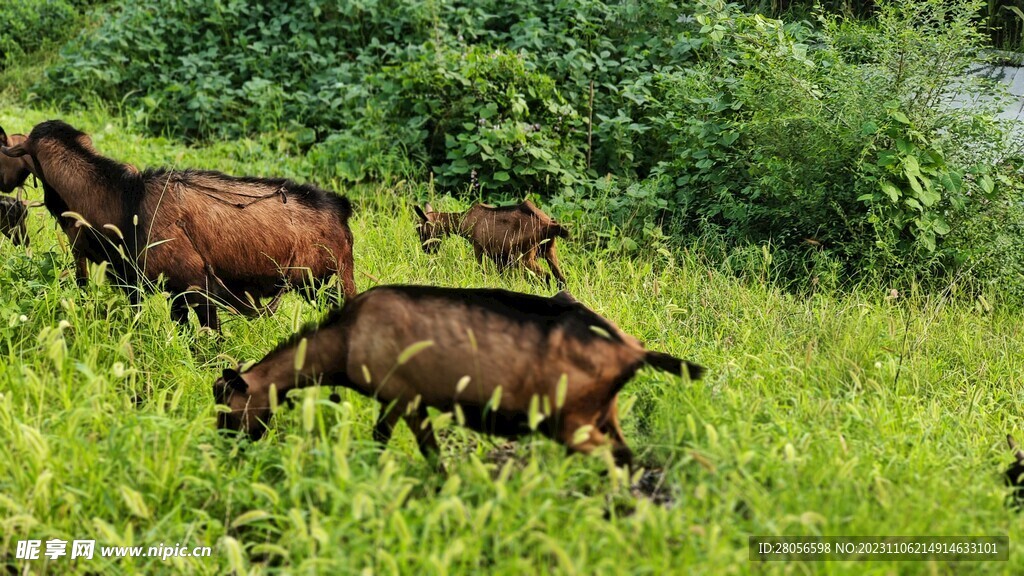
[213,285,704,469]
[0,195,28,246]
[414,201,569,287]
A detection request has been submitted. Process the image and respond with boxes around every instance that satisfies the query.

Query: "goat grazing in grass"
[0,196,28,246]
[1,120,357,330]
[414,201,569,287]
[213,285,703,470]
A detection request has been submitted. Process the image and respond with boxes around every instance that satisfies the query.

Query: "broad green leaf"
[907,173,923,195]
[880,181,901,202]
[903,155,921,179]
[980,175,995,195]
[918,185,940,207]
[939,171,963,192]
[919,230,936,252]
[479,102,498,119]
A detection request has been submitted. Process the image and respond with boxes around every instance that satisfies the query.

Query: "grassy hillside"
[0,103,1021,574]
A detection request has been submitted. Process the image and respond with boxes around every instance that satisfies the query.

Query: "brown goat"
[2,125,146,283]
[414,201,569,287]
[213,285,703,469]
[0,195,28,246]
[0,127,34,194]
[1,120,357,330]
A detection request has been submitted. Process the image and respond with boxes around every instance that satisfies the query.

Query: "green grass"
[0,102,1022,575]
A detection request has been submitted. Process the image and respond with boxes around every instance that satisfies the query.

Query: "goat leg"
[521,248,551,285]
[600,401,634,470]
[373,401,403,447]
[403,405,446,474]
[473,243,485,265]
[173,291,220,331]
[543,241,568,288]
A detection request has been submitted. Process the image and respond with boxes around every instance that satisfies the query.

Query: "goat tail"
[645,350,704,380]
[550,222,570,239]
[1010,435,1024,464]
[336,195,354,224]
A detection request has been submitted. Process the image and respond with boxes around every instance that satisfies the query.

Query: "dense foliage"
[32,0,1024,298]
[0,0,98,69]
[39,0,694,193]
[634,0,1021,286]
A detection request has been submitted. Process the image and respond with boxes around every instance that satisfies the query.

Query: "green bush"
[38,0,697,193]
[382,45,584,195]
[626,0,1018,288]
[0,0,84,69]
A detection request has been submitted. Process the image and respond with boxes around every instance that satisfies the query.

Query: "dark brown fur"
[414,201,569,287]
[1,120,357,330]
[0,195,27,246]
[213,286,704,470]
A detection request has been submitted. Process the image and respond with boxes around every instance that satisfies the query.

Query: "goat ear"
[0,143,27,158]
[414,205,428,221]
[424,202,434,214]
[0,126,7,147]
[222,368,249,393]
[551,290,579,304]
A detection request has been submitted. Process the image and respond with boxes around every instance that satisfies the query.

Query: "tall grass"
[0,103,1022,574]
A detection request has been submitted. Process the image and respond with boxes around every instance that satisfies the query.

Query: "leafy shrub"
[631,0,1017,287]
[382,45,584,195]
[38,0,697,193]
[41,0,437,138]
[0,0,84,69]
